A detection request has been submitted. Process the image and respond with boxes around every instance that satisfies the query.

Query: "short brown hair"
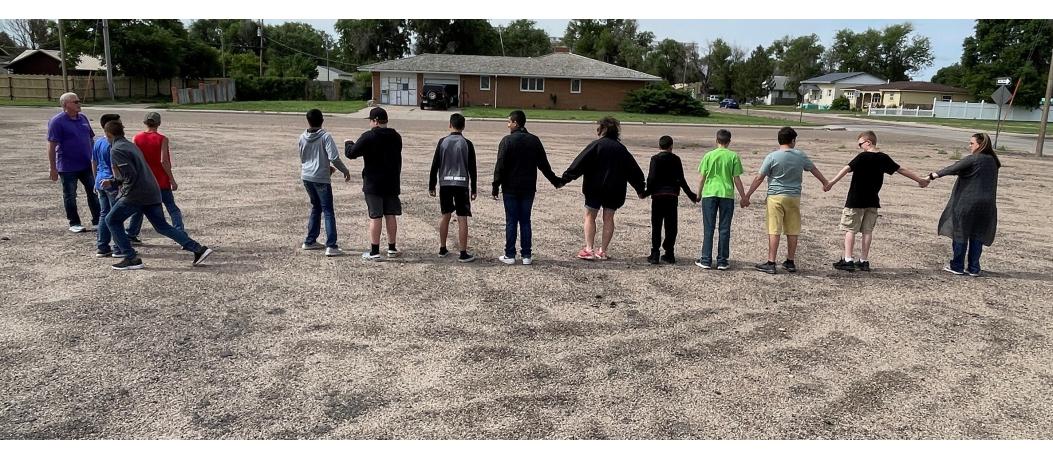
[858,130,877,145]
[104,120,125,137]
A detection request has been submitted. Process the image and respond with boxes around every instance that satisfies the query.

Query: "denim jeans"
[503,193,535,258]
[59,169,100,226]
[107,198,201,259]
[700,197,735,266]
[951,238,984,274]
[303,180,337,248]
[96,190,118,251]
[126,189,183,237]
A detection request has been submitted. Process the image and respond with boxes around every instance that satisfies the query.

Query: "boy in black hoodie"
[644,136,699,264]
[429,113,478,262]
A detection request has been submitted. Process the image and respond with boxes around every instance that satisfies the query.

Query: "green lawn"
[849,114,1051,135]
[159,100,368,113]
[460,107,809,126]
[752,105,859,115]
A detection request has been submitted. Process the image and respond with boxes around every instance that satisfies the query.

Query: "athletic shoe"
[69,225,86,233]
[111,257,144,270]
[498,255,516,265]
[362,252,382,261]
[128,236,143,246]
[648,254,661,265]
[833,258,856,272]
[716,263,730,271]
[522,257,533,265]
[438,247,450,258]
[695,259,711,269]
[967,270,982,277]
[855,260,871,272]
[192,246,214,266]
[660,254,676,264]
[942,265,966,275]
[95,249,113,258]
[458,252,476,263]
[781,259,798,273]
[302,242,325,250]
[754,261,777,274]
[577,248,596,260]
[325,247,343,257]
[387,248,401,258]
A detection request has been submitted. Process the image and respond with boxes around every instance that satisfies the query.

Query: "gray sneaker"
[302,242,325,250]
[362,251,382,261]
[325,247,343,257]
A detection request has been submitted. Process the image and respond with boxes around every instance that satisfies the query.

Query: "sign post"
[991,84,1013,149]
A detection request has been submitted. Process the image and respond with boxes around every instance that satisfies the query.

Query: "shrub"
[830,95,851,110]
[234,77,310,101]
[621,83,709,117]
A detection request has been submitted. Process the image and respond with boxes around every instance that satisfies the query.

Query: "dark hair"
[450,113,466,130]
[972,132,1001,168]
[99,113,121,127]
[659,135,673,150]
[777,126,797,146]
[306,109,324,127]
[716,129,732,146]
[509,110,526,127]
[858,130,877,145]
[104,120,124,137]
[597,116,620,139]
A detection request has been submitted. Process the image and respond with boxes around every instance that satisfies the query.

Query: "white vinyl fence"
[869,97,1048,121]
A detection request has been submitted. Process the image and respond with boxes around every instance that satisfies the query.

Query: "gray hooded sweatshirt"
[300,128,350,184]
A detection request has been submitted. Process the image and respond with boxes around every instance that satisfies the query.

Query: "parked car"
[719,98,740,109]
[420,84,458,110]
[706,94,721,102]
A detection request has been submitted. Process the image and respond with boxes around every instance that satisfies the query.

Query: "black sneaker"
[782,259,798,273]
[716,263,730,271]
[438,247,450,258]
[457,252,476,263]
[95,249,113,258]
[647,253,660,265]
[661,253,676,264]
[193,246,214,266]
[855,260,871,272]
[695,259,712,269]
[833,258,856,272]
[128,235,143,246]
[754,261,777,274]
[112,257,144,270]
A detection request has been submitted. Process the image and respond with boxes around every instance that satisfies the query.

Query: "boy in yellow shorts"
[824,130,929,271]
[743,127,829,274]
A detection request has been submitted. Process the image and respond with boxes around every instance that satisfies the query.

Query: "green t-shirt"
[698,147,744,198]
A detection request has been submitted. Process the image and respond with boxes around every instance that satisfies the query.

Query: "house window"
[571,79,581,93]
[826,89,832,97]
[941,95,953,102]
[520,77,544,92]
[872,94,881,104]
[480,76,491,91]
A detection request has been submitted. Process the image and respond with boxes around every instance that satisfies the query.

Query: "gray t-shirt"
[758,148,814,197]
[110,137,162,205]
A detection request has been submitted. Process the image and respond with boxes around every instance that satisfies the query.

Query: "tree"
[703,39,739,97]
[228,52,261,78]
[733,45,775,103]
[563,19,653,69]
[499,20,551,57]
[0,31,16,51]
[61,20,220,81]
[931,63,965,87]
[408,20,499,55]
[823,22,933,81]
[644,39,702,85]
[768,34,825,102]
[334,19,408,65]
[958,19,1053,109]
[2,19,57,49]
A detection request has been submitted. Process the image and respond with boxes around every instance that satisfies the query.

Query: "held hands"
[740,195,751,208]
[343,171,351,182]
[471,193,477,201]
[429,189,436,197]
[918,178,930,188]
[101,179,112,189]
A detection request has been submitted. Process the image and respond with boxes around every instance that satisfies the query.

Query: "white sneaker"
[302,242,325,250]
[325,247,343,257]
[498,255,516,265]
[387,248,401,257]
[522,257,533,265]
[69,225,86,233]
[362,252,382,261]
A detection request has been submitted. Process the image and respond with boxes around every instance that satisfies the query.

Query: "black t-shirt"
[845,151,900,208]
[346,127,402,195]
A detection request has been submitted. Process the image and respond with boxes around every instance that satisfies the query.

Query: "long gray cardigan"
[936,153,1000,246]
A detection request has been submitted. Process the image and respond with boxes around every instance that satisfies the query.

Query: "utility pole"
[103,19,115,100]
[258,20,264,77]
[1038,47,1053,156]
[57,19,69,93]
[498,26,505,56]
[219,29,226,78]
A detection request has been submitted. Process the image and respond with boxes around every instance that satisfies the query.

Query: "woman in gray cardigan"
[927,133,1001,276]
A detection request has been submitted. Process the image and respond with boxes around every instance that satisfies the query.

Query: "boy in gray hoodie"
[428,113,478,262]
[300,109,351,256]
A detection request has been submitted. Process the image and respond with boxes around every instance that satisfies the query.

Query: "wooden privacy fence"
[0,75,233,102]
[171,79,236,104]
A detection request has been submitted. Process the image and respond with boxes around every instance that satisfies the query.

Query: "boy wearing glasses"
[824,130,929,271]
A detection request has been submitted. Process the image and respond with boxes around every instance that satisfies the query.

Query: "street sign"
[992,86,1013,105]
[996,77,1012,86]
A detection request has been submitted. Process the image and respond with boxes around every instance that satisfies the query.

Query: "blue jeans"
[59,169,100,226]
[303,180,337,248]
[700,197,735,266]
[107,198,201,259]
[503,193,535,258]
[126,189,183,237]
[95,190,118,251]
[951,238,984,274]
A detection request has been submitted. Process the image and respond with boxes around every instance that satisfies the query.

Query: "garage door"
[379,73,416,106]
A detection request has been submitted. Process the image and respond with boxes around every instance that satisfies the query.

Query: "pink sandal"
[577,248,596,260]
[595,249,611,260]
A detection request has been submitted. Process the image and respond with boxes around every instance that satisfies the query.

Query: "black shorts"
[364,193,402,219]
[439,186,472,217]
[584,193,625,211]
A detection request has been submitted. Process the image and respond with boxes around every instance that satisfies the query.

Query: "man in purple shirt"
[47,92,100,233]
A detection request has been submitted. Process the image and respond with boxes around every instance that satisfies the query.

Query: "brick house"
[358,51,662,111]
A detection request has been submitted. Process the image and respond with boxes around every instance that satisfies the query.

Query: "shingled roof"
[359,53,662,81]
[853,81,969,93]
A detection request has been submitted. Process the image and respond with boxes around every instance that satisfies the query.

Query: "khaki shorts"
[839,207,879,233]
[766,195,801,235]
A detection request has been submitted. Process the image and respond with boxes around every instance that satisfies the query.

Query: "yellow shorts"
[766,195,801,235]
[839,207,879,234]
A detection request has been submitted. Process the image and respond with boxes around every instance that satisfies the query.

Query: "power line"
[264,34,362,70]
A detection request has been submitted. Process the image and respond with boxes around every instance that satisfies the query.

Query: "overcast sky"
[257,19,975,82]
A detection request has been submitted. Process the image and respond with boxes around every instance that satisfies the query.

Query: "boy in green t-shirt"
[696,129,746,270]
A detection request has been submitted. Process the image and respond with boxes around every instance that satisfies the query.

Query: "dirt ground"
[1,106,1051,439]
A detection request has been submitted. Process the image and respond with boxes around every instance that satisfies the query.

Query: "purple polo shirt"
[47,112,95,172]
